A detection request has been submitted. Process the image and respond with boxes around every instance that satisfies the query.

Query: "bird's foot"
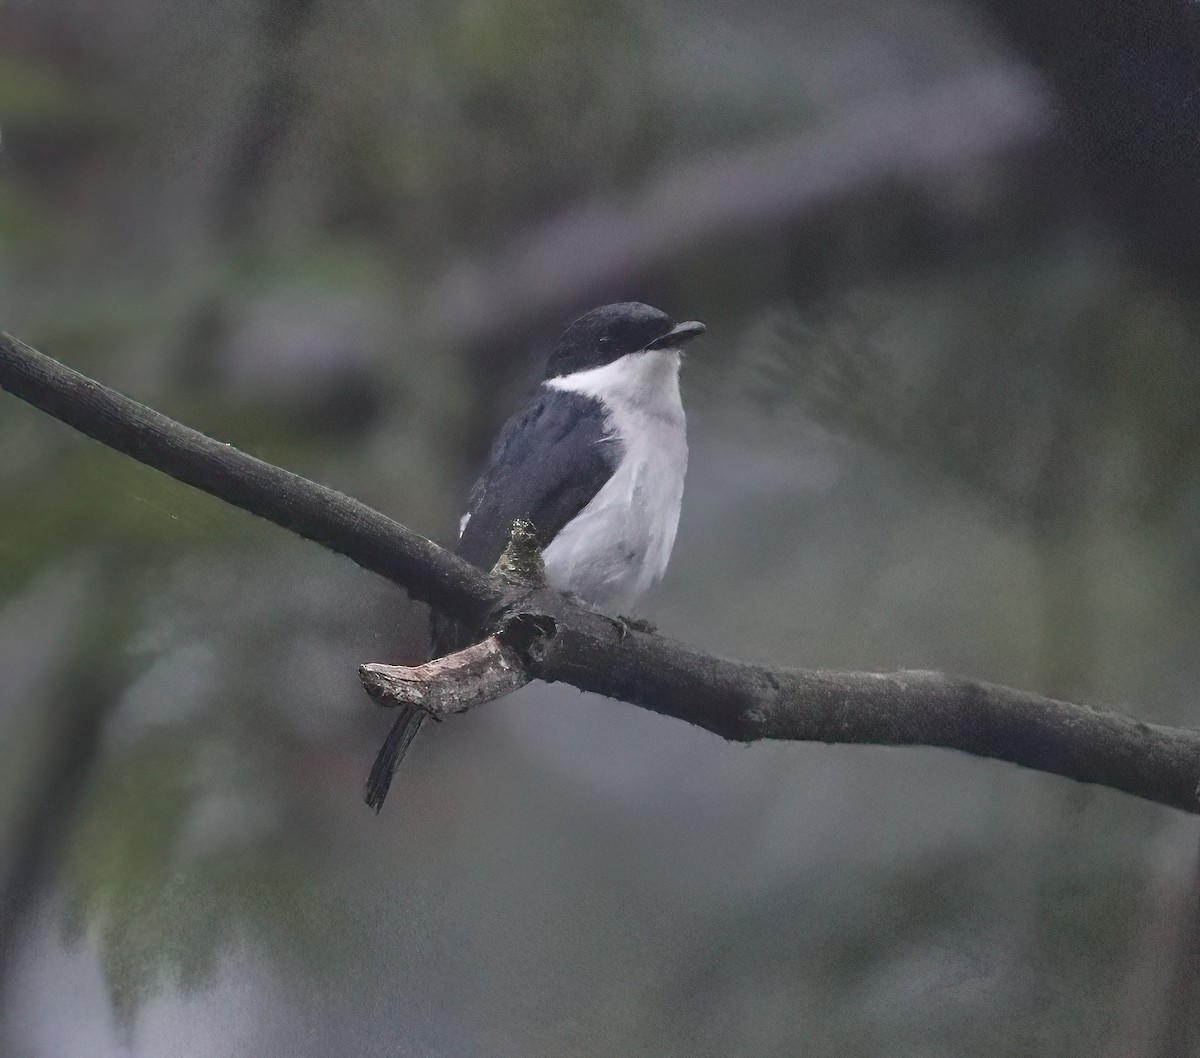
[611,614,657,640]
[559,590,655,640]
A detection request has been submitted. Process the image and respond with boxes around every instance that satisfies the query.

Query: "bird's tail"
[365,612,466,812]
[363,705,427,812]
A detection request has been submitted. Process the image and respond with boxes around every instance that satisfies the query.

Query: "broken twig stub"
[359,637,530,718]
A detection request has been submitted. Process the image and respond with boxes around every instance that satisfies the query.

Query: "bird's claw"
[611,614,656,640]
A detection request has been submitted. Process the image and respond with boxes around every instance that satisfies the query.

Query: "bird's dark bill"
[646,321,706,350]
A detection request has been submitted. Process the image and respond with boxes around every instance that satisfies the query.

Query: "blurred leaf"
[63,729,336,1027]
[0,56,110,127]
[742,299,900,446]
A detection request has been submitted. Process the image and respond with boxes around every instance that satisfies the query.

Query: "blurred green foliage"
[64,731,331,1026]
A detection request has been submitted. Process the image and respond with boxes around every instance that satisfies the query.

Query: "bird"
[364,301,704,812]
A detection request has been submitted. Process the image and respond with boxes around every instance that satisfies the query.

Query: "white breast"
[541,349,688,612]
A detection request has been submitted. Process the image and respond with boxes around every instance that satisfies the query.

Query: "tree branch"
[0,331,500,629]
[3,331,1199,815]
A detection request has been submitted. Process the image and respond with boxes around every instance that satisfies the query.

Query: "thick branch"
[0,332,501,629]
[3,332,1200,814]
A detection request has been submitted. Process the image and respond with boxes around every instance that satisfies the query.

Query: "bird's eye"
[598,337,616,349]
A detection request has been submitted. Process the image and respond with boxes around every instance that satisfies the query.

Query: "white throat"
[546,348,685,422]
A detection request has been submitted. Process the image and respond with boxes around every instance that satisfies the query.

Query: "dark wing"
[365,387,619,812]
[435,387,619,656]
[456,386,621,572]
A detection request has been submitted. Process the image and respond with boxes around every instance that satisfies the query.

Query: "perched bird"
[365,302,704,811]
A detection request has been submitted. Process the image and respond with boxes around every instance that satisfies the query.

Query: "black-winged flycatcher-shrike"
[365,302,705,811]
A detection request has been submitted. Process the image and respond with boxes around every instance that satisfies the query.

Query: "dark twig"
[3,332,1200,815]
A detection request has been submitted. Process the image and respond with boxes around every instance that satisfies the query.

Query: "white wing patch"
[459,512,471,537]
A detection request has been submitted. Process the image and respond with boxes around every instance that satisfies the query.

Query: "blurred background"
[3,0,1200,1054]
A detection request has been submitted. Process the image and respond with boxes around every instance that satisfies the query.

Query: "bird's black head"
[543,302,705,379]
